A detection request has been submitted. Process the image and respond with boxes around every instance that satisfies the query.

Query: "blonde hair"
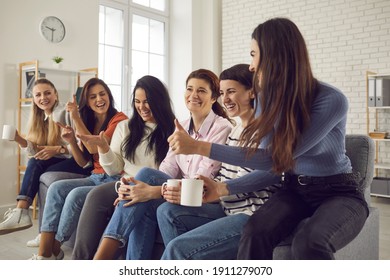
[26,79,62,146]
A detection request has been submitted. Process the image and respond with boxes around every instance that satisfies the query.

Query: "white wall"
[169,0,221,120]
[0,0,221,209]
[221,0,390,175]
[222,0,390,132]
[0,0,99,208]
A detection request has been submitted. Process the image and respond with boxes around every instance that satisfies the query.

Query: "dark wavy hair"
[122,75,175,165]
[241,18,319,174]
[78,78,118,158]
[186,69,231,121]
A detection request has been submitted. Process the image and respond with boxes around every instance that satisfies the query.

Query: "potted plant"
[52,56,64,68]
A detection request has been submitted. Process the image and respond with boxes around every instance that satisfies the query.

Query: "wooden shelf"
[375,163,390,170]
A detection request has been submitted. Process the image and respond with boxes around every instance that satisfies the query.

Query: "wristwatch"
[59,145,66,154]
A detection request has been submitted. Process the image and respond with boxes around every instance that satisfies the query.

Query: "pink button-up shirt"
[159,110,232,179]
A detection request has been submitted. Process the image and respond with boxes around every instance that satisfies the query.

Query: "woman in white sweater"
[72,75,176,259]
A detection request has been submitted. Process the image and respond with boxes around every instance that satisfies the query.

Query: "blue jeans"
[103,167,170,260]
[156,202,225,245]
[17,157,92,205]
[159,206,249,260]
[40,173,120,243]
[237,182,369,259]
[17,157,65,204]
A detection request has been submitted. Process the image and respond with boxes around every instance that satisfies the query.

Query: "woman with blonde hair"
[0,78,89,235]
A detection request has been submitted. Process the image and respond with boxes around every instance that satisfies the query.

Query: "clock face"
[39,16,66,43]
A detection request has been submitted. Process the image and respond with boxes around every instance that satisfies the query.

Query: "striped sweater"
[216,124,280,216]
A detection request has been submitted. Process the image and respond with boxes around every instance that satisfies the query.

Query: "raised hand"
[168,119,196,154]
[77,131,109,151]
[66,94,79,120]
[56,122,77,145]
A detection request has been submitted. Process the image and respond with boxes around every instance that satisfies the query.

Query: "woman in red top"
[30,78,127,260]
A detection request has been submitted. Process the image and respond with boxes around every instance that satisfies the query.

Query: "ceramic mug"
[180,178,204,207]
[2,124,16,140]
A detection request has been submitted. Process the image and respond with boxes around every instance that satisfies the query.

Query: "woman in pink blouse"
[93,69,233,260]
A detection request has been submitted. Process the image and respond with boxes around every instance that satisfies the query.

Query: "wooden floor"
[0,196,389,260]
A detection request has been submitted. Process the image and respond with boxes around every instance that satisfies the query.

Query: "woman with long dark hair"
[72,75,176,259]
[92,69,233,260]
[167,18,368,260]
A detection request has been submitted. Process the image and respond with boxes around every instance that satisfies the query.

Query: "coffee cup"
[161,179,181,196]
[2,124,16,141]
[180,178,204,207]
[162,179,181,189]
[114,180,124,193]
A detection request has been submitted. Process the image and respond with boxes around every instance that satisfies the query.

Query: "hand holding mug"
[198,175,229,203]
[161,179,181,204]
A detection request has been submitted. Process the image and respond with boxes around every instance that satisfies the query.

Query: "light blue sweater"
[210,82,352,195]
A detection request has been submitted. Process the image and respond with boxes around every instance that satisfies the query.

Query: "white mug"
[2,124,16,141]
[180,178,204,207]
[162,179,181,189]
[114,180,124,193]
[161,179,181,197]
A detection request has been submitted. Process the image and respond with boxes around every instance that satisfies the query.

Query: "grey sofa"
[273,134,379,259]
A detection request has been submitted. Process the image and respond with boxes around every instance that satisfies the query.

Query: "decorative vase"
[52,63,63,69]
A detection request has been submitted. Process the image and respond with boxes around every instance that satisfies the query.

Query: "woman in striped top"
[157,64,280,259]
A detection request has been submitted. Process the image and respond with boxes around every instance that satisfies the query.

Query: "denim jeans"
[72,181,118,260]
[237,181,369,259]
[103,167,170,260]
[17,157,65,204]
[156,202,225,245]
[159,210,249,260]
[17,157,92,205]
[40,173,120,243]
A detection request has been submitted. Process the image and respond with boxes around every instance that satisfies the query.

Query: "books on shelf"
[25,71,46,98]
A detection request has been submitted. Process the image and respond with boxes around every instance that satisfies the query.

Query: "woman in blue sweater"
[167,17,368,260]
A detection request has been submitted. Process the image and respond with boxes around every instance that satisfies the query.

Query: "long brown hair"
[27,78,62,146]
[241,18,318,174]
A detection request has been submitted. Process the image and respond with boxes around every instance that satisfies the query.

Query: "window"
[132,0,166,11]
[99,0,168,116]
[99,4,125,111]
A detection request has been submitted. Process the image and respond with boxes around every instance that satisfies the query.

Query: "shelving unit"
[366,71,390,198]
[17,60,98,218]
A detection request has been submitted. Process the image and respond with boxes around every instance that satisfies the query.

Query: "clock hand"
[45,25,55,31]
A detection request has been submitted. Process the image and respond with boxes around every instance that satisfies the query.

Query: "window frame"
[99,0,169,116]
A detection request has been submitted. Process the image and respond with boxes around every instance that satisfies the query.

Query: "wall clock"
[39,16,66,43]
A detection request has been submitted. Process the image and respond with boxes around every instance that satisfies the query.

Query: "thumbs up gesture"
[168,119,196,155]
